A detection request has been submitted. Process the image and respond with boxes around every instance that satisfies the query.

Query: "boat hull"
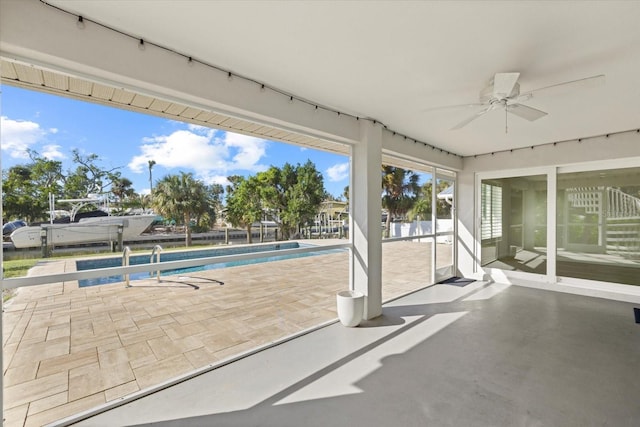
[10,214,156,249]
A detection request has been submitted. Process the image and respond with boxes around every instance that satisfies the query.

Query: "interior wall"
[457,131,640,281]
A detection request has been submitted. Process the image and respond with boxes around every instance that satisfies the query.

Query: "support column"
[350,120,382,320]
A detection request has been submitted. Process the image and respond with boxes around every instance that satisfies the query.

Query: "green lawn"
[2,258,39,279]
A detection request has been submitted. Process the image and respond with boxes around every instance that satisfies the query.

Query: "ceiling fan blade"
[423,103,484,112]
[517,74,605,101]
[493,72,520,99]
[507,103,548,121]
[451,105,492,130]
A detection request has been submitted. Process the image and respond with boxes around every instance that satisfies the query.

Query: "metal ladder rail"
[122,246,132,287]
[150,245,163,282]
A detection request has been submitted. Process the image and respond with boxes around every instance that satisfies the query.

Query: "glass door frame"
[434,168,457,283]
[475,166,557,283]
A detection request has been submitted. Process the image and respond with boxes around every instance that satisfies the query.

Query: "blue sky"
[0,85,350,198]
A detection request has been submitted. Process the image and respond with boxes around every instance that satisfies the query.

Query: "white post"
[1,119,4,422]
[350,120,382,320]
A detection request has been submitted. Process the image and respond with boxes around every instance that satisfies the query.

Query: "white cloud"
[186,123,215,137]
[202,175,231,187]
[224,132,268,172]
[326,162,349,182]
[0,116,47,158]
[128,128,268,182]
[41,144,65,160]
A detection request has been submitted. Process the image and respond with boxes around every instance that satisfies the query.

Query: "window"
[481,182,502,241]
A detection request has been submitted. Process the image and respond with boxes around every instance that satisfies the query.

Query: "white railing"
[1,242,352,289]
[607,187,640,219]
[566,187,640,219]
[566,187,601,214]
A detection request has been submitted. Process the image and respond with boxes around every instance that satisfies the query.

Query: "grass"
[2,258,40,303]
[3,258,39,278]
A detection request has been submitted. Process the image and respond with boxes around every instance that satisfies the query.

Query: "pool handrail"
[122,246,132,287]
[150,245,163,282]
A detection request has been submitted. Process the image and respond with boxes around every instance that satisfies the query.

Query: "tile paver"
[2,240,444,426]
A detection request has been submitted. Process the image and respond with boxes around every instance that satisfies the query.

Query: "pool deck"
[2,240,440,427]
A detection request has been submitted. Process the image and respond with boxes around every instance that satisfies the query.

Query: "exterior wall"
[388,220,453,243]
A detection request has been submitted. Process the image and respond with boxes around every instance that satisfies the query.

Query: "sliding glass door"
[479,164,639,287]
[557,167,640,285]
[480,175,547,275]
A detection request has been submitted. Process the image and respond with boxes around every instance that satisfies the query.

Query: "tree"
[110,177,135,211]
[225,175,263,243]
[63,149,122,199]
[152,172,211,246]
[406,179,453,222]
[3,165,42,223]
[190,183,224,232]
[2,151,64,222]
[407,196,431,221]
[381,165,420,238]
[343,185,350,203]
[148,159,156,192]
[205,183,225,228]
[257,160,325,240]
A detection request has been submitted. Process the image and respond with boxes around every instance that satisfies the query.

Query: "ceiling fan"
[427,73,605,132]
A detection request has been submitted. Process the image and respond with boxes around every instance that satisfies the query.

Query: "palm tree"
[148,160,156,192]
[381,165,420,238]
[152,172,210,246]
[407,196,431,221]
[111,177,135,208]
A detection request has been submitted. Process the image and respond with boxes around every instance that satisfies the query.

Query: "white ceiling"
[47,1,640,157]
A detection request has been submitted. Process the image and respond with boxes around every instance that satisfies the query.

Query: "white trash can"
[336,290,365,327]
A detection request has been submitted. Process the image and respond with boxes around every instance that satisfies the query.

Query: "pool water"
[76,242,334,287]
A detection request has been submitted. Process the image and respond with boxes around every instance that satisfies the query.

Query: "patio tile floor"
[2,240,437,426]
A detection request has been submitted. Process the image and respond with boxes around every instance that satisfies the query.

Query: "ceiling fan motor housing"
[480,81,520,103]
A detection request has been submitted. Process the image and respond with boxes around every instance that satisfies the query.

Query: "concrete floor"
[68,282,640,427]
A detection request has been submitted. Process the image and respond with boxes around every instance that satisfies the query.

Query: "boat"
[9,197,156,249]
[3,220,27,239]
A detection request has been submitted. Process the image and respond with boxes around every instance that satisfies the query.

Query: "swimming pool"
[76,242,338,287]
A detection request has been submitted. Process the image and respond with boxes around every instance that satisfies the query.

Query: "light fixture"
[260,84,266,93]
[138,39,145,51]
[227,72,233,81]
[187,57,194,66]
[76,16,85,29]
[289,96,294,104]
